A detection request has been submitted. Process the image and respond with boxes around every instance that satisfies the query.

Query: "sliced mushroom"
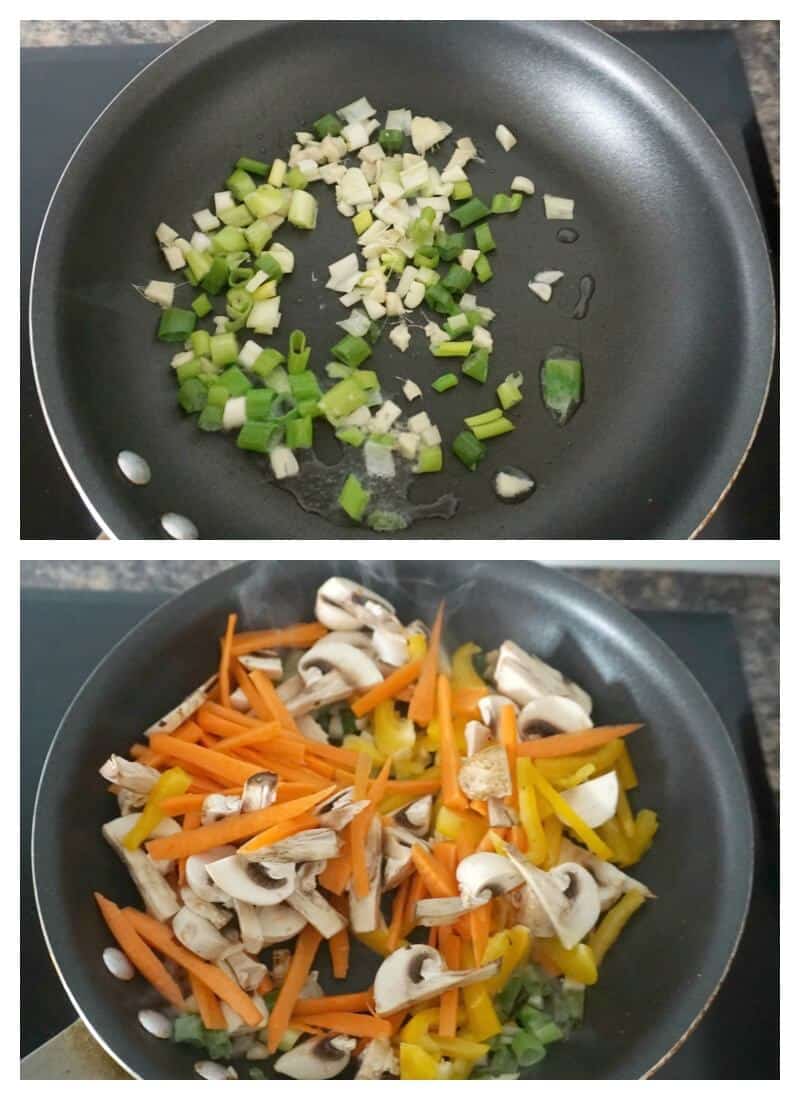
[201,792,243,825]
[277,674,304,702]
[315,577,398,631]
[516,885,556,938]
[259,905,308,946]
[503,845,600,949]
[229,687,251,713]
[225,950,268,993]
[516,696,593,740]
[488,797,516,828]
[382,826,421,891]
[493,641,592,714]
[185,846,238,904]
[299,639,382,690]
[239,651,283,679]
[457,852,524,900]
[558,837,654,910]
[464,720,491,757]
[99,755,160,794]
[458,744,511,800]
[102,815,181,922]
[207,854,296,906]
[299,970,325,999]
[172,906,233,961]
[356,1037,400,1080]
[349,815,383,932]
[274,1034,356,1080]
[144,673,218,736]
[477,694,518,734]
[270,946,293,982]
[217,980,268,1035]
[179,885,232,930]
[233,899,264,954]
[373,944,501,1015]
[243,829,341,864]
[315,787,370,831]
[287,884,347,939]
[415,895,485,926]
[388,795,433,837]
[285,671,353,717]
[296,713,330,744]
[240,772,278,813]
[115,787,148,815]
[372,624,409,667]
[560,771,619,827]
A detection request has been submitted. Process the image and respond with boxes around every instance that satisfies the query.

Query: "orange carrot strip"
[238,812,320,854]
[129,745,161,766]
[438,927,460,1038]
[93,893,184,1009]
[146,785,335,860]
[257,972,274,995]
[230,622,328,657]
[328,925,350,980]
[213,723,284,754]
[249,669,303,734]
[510,824,528,852]
[387,878,411,953]
[318,834,353,895]
[232,659,273,721]
[304,741,361,768]
[190,971,226,1031]
[353,751,372,799]
[351,756,393,899]
[408,602,445,727]
[499,705,518,807]
[173,719,205,743]
[123,908,262,1026]
[479,828,507,852]
[178,810,203,885]
[160,790,241,817]
[201,701,262,727]
[402,873,428,936]
[149,734,263,787]
[351,658,424,718]
[517,724,644,759]
[267,925,323,1052]
[437,676,468,812]
[219,613,237,709]
[452,686,489,717]
[469,903,491,969]
[289,1013,391,1039]
[432,840,457,876]
[276,782,323,801]
[294,991,372,1015]
[428,925,439,948]
[410,844,458,898]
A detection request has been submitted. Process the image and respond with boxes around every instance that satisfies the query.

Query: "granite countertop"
[21,562,778,792]
[20,20,779,188]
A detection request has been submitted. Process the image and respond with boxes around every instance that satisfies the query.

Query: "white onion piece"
[495,124,517,151]
[138,1009,172,1039]
[270,446,299,480]
[338,96,376,124]
[161,513,199,540]
[117,450,151,486]
[534,270,564,285]
[544,194,575,220]
[364,440,396,479]
[194,1061,238,1080]
[528,282,553,302]
[103,947,134,980]
[511,176,535,195]
[142,281,174,308]
[401,379,422,401]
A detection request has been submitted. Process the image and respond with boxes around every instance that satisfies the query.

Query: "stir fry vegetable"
[94,576,656,1080]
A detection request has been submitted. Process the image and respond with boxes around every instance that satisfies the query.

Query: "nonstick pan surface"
[30,22,774,538]
[33,562,753,1078]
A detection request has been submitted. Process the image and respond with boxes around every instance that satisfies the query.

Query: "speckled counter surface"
[20,20,779,188]
[21,562,779,792]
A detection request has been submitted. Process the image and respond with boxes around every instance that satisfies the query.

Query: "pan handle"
[21,1020,130,1080]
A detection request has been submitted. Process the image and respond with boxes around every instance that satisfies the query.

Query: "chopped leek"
[339,473,370,521]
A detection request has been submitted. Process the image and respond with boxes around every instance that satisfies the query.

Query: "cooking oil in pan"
[572,275,595,320]
[556,227,579,244]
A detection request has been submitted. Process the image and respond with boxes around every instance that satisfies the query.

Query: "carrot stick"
[452,687,489,717]
[410,844,458,898]
[230,622,327,657]
[232,659,273,721]
[174,719,205,743]
[408,602,445,727]
[351,658,424,718]
[219,613,237,709]
[351,756,393,899]
[213,723,284,754]
[250,669,302,733]
[499,705,518,807]
[328,926,350,980]
[318,834,353,895]
[276,782,325,802]
[432,840,457,876]
[402,873,427,936]
[93,893,184,1009]
[294,991,372,1015]
[290,1012,391,1039]
[201,701,261,727]
[428,925,438,948]
[257,972,274,995]
[190,971,226,1031]
[237,812,320,854]
[160,790,240,816]
[469,903,491,968]
[517,724,643,759]
[149,734,264,787]
[437,676,467,812]
[438,927,460,1038]
[146,785,335,860]
[387,878,411,953]
[129,745,161,766]
[510,824,528,852]
[303,741,362,768]
[123,907,262,1027]
[267,925,323,1052]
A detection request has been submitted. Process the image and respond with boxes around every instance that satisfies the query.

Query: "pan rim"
[31,561,755,1079]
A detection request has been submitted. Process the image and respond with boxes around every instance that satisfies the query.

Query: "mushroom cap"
[477,694,518,732]
[560,771,619,827]
[185,846,237,903]
[389,794,434,837]
[372,624,409,667]
[373,944,501,1015]
[504,845,600,949]
[458,744,512,801]
[315,577,398,631]
[557,837,654,909]
[172,906,233,961]
[206,853,296,906]
[516,695,593,740]
[201,792,243,825]
[356,1037,399,1080]
[257,903,308,945]
[493,641,593,714]
[242,828,341,864]
[382,825,420,891]
[464,720,491,757]
[456,852,524,900]
[415,895,484,926]
[299,638,383,690]
[179,885,232,929]
[240,771,278,813]
[285,670,355,716]
[274,1034,356,1080]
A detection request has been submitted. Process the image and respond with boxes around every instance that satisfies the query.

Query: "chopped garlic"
[543,194,575,220]
[389,324,411,353]
[528,282,553,302]
[403,281,426,310]
[402,379,422,401]
[511,176,535,195]
[533,270,564,286]
[495,124,517,152]
[142,281,174,309]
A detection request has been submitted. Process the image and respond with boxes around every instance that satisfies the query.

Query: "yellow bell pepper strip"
[393,757,428,779]
[450,642,486,693]
[400,1042,442,1079]
[434,805,488,849]
[343,733,383,766]
[534,739,624,783]
[482,925,532,993]
[632,808,659,861]
[589,890,647,967]
[527,763,614,861]
[123,766,191,850]
[401,1007,442,1044]
[438,926,461,1038]
[616,743,639,789]
[532,939,598,985]
[354,925,407,957]
[516,758,548,865]
[407,633,428,662]
[597,816,636,866]
[554,763,596,790]
[422,1034,490,1061]
[615,782,636,839]
[445,1058,475,1080]
[543,815,564,869]
[460,942,503,1041]
[374,701,417,761]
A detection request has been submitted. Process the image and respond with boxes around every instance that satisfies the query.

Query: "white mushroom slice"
[415,895,485,926]
[488,797,516,828]
[244,829,341,863]
[296,713,330,744]
[102,815,181,922]
[270,947,292,982]
[225,950,268,993]
[99,755,159,794]
[315,787,370,831]
[516,696,593,740]
[560,772,619,828]
[371,624,409,667]
[185,846,238,904]
[288,885,348,939]
[388,795,433,837]
[179,885,232,930]
[115,788,147,815]
[382,826,421,891]
[348,815,383,933]
[493,640,592,714]
[259,904,308,946]
[201,793,243,825]
[172,906,233,961]
[517,885,556,937]
[145,674,218,736]
[299,639,382,690]
[373,944,501,1015]
[315,577,398,631]
[356,1037,399,1080]
[240,772,278,813]
[233,899,264,955]
[239,651,283,679]
[457,852,524,900]
[207,854,296,906]
[217,984,269,1035]
[504,845,600,949]
[285,671,353,716]
[478,694,519,733]
[558,837,654,910]
[458,744,511,800]
[299,970,325,999]
[275,1034,356,1080]
[465,720,491,757]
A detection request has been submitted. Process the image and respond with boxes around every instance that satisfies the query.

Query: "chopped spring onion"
[432,341,472,358]
[543,194,575,220]
[511,176,535,195]
[318,377,369,420]
[247,297,282,335]
[415,444,443,473]
[497,371,524,410]
[339,473,371,521]
[378,128,404,154]
[193,208,220,232]
[288,370,321,406]
[452,430,487,470]
[226,168,256,201]
[252,348,284,378]
[237,420,274,453]
[336,426,365,447]
[491,193,524,214]
[424,283,459,316]
[287,189,318,230]
[191,293,212,318]
[209,332,239,367]
[445,313,471,338]
[157,308,196,343]
[313,113,343,139]
[198,403,224,431]
[287,330,311,374]
[437,231,467,261]
[219,366,252,397]
[452,180,473,201]
[330,334,372,369]
[474,255,494,284]
[450,197,491,228]
[190,330,211,358]
[236,156,269,176]
[459,249,481,272]
[270,445,299,479]
[541,355,583,424]
[162,245,186,271]
[474,223,496,254]
[178,378,207,413]
[286,416,313,449]
[472,415,514,440]
[432,373,459,392]
[462,348,490,384]
[465,407,504,428]
[245,389,274,421]
[495,124,518,151]
[441,264,474,295]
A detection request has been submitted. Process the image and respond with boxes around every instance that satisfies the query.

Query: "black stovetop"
[21,31,778,538]
[21,589,778,1076]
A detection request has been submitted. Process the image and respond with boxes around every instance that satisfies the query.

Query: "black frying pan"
[33,561,753,1079]
[30,21,774,539]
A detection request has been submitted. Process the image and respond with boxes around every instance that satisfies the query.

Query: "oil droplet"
[572,275,595,320]
[556,228,579,244]
[117,450,151,486]
[161,512,199,540]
